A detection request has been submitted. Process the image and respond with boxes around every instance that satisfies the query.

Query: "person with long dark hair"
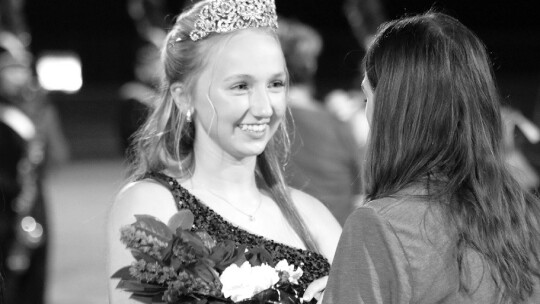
[323,11,540,304]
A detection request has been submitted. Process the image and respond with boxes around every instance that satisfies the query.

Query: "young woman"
[107,0,341,303]
[323,12,540,304]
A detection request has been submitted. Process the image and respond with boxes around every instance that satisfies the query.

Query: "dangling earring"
[186,109,192,122]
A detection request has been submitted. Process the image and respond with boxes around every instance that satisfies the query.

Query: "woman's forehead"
[206,29,286,79]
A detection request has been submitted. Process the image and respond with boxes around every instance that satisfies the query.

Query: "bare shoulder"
[289,188,342,262]
[108,179,179,243]
[111,179,178,223]
[289,188,332,219]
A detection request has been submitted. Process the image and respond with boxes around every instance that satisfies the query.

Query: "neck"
[189,130,259,195]
[191,160,258,193]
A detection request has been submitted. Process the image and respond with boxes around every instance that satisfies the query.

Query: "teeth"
[240,124,266,132]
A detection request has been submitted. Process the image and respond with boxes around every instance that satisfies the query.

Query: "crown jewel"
[189,0,278,41]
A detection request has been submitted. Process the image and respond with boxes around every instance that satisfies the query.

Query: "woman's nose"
[249,87,273,117]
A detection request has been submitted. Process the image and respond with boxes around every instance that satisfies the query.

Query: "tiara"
[189,0,278,42]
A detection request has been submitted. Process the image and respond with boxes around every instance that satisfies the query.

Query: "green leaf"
[168,209,195,231]
[130,293,164,304]
[111,266,132,280]
[128,295,153,304]
[133,289,166,296]
[133,214,174,242]
[117,280,167,293]
[151,294,167,303]
[127,292,167,304]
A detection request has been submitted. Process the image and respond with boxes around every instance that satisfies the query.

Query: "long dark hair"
[363,11,540,302]
[129,0,319,252]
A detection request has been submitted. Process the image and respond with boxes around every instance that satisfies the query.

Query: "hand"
[303,276,328,303]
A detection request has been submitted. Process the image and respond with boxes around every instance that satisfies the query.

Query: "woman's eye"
[269,80,285,89]
[232,83,248,90]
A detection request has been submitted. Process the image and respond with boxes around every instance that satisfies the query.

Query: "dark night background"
[20,0,540,159]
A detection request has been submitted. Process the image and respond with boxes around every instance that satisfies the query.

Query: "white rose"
[220,262,256,302]
[220,261,279,302]
[250,263,279,294]
[275,259,303,284]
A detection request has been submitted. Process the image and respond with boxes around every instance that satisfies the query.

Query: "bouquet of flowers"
[112,210,314,303]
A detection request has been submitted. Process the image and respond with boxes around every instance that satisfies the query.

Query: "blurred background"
[1,0,539,303]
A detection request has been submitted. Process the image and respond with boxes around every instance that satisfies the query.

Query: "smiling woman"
[181,28,288,161]
[107,0,341,303]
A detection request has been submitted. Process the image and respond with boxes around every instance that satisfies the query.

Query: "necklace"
[204,188,263,221]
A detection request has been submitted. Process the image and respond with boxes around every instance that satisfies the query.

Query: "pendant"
[249,215,255,221]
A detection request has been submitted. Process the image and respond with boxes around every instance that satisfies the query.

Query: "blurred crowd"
[0,11,70,304]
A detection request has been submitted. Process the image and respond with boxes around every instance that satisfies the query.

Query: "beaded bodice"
[145,172,330,288]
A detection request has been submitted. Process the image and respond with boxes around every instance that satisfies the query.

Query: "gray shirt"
[323,193,540,303]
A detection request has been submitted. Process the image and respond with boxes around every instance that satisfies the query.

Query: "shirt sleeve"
[323,207,412,304]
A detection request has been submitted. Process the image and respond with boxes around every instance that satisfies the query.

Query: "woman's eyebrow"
[223,74,253,82]
[224,72,286,82]
[271,71,286,78]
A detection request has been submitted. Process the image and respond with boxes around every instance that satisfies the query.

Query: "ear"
[170,82,193,113]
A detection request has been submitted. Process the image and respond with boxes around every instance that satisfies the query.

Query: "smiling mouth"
[239,123,267,133]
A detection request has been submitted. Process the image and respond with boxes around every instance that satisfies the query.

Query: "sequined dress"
[145,172,330,289]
